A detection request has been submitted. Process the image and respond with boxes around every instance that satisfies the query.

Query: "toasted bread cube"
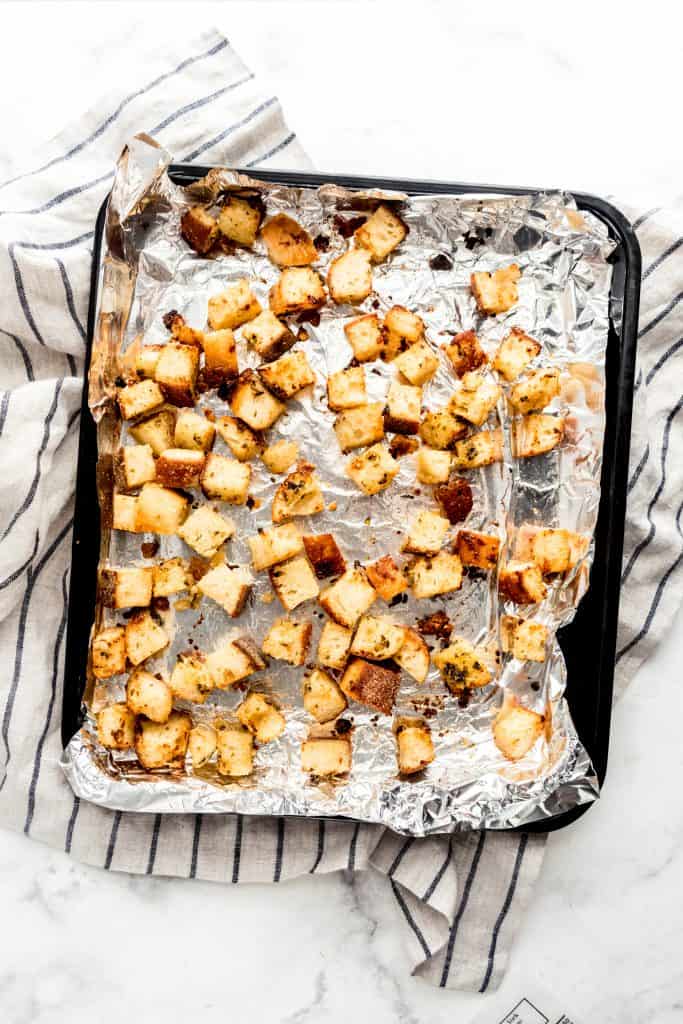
[126,668,172,724]
[508,368,560,414]
[242,310,296,361]
[270,267,326,316]
[272,462,324,522]
[181,206,218,254]
[202,329,239,388]
[416,447,451,484]
[492,328,541,382]
[340,658,400,714]
[112,493,140,532]
[393,339,439,386]
[434,478,474,524]
[365,555,408,602]
[344,313,384,362]
[302,668,347,723]
[433,637,491,691]
[248,523,303,571]
[216,723,254,776]
[350,615,406,660]
[455,529,500,570]
[448,372,501,426]
[317,620,353,670]
[513,414,564,459]
[258,349,316,400]
[208,280,262,331]
[471,263,521,315]
[230,369,285,431]
[418,409,468,450]
[97,703,136,750]
[197,564,252,617]
[262,617,312,666]
[498,560,547,605]
[327,366,367,411]
[163,311,205,348]
[178,506,235,558]
[125,610,169,667]
[334,402,385,452]
[396,722,434,775]
[443,331,487,377]
[261,213,317,266]
[346,443,399,495]
[92,626,126,679]
[135,345,164,380]
[135,482,189,534]
[319,567,376,628]
[206,639,262,689]
[302,534,346,579]
[134,711,191,769]
[237,692,285,743]
[327,247,373,304]
[101,566,153,609]
[129,409,176,456]
[493,698,545,761]
[155,449,205,488]
[407,551,463,599]
[389,435,421,459]
[154,342,199,407]
[261,439,299,474]
[301,737,351,776]
[217,195,262,246]
[269,556,320,611]
[355,204,407,262]
[386,380,422,435]
[501,617,548,662]
[200,453,251,505]
[382,306,424,360]
[215,416,263,462]
[403,509,450,556]
[393,628,430,683]
[114,444,156,491]
[117,379,165,421]
[169,652,214,703]
[531,528,584,574]
[188,724,217,767]
[452,429,503,470]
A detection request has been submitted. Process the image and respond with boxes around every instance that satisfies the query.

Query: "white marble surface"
[1,3,683,1022]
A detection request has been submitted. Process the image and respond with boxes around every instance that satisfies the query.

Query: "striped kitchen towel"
[0,27,677,995]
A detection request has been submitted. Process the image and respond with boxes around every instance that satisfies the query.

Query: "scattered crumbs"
[141,540,159,559]
[297,328,309,342]
[246,495,261,510]
[363,516,371,526]
[333,213,366,238]
[314,234,330,251]
[327,501,337,512]
[114,375,126,388]
[335,718,352,735]
[429,252,453,271]
[174,597,193,611]
[217,381,231,401]
[371,298,380,310]
[152,596,170,612]
[260,591,275,604]
[457,687,471,709]
[530,681,541,692]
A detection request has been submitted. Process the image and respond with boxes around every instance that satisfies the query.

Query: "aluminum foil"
[61,134,616,835]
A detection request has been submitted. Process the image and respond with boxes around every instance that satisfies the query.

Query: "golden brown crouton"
[91,626,127,679]
[385,380,422,435]
[271,462,324,522]
[202,329,239,388]
[317,620,354,670]
[327,366,367,410]
[443,331,488,377]
[215,723,254,776]
[242,309,297,362]
[135,482,190,535]
[393,628,430,683]
[262,617,312,666]
[97,703,136,750]
[180,206,218,254]
[403,510,450,556]
[125,610,169,667]
[269,556,320,611]
[448,372,501,426]
[117,379,165,421]
[215,416,263,462]
[126,668,172,724]
[134,711,191,769]
[162,311,205,348]
[455,529,500,570]
[530,528,585,574]
[346,443,399,495]
[302,669,347,723]
[334,402,386,452]
[200,453,251,505]
[501,617,548,662]
[344,313,384,362]
[269,267,326,316]
[248,523,304,570]
[355,204,407,262]
[493,697,545,761]
[114,444,156,491]
[206,638,263,689]
[406,551,463,600]
[258,349,316,400]
[197,564,252,617]
[229,369,285,431]
[208,280,262,331]
[433,637,492,691]
[396,721,434,774]
[327,247,373,304]
[365,555,408,603]
[452,429,503,470]
[301,737,351,776]
[187,724,217,767]
[177,506,235,558]
[389,435,420,459]
[155,449,205,489]
[217,195,262,246]
[492,328,541,382]
[302,534,346,579]
[350,615,406,660]
[382,305,424,360]
[261,213,317,266]
[471,263,521,315]
[416,447,451,484]
[112,493,140,533]
[261,439,299,474]
[237,692,286,743]
[129,409,176,456]
[418,408,468,450]
[508,368,560,414]
[174,409,215,452]
[393,339,440,386]
[319,567,376,628]
[154,342,199,406]
[169,652,214,703]
[512,414,564,458]
[340,658,400,715]
[498,561,547,605]
[134,344,164,380]
[152,558,190,597]
[100,566,154,609]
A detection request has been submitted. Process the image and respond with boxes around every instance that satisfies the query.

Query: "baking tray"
[61,167,641,833]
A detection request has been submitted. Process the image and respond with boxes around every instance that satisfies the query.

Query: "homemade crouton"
[448,372,501,426]
[134,482,189,535]
[350,615,406,660]
[206,638,263,689]
[455,529,500,570]
[155,449,205,489]
[97,703,136,750]
[355,204,407,262]
[389,435,420,459]
[248,523,304,571]
[229,369,285,431]
[208,280,262,330]
[434,478,473,524]
[334,402,385,452]
[114,444,156,491]
[269,556,320,611]
[261,439,299,474]
[393,628,430,683]
[125,610,169,666]
[174,409,215,452]
[197,564,252,617]
[492,328,541,382]
[269,267,326,316]
[471,263,521,315]
[498,561,547,605]
[261,213,317,266]
[301,737,351,776]
[317,620,353,670]
[501,617,548,662]
[302,533,346,578]
[302,668,347,723]
[126,669,172,724]
[327,247,373,304]
[272,462,324,522]
[112,493,140,532]
[443,331,487,377]
[202,329,239,387]
[169,652,214,703]
[344,313,384,362]
[327,366,367,410]
[215,723,254,776]
[187,724,217,767]
[118,379,165,421]
[134,711,191,770]
[433,637,492,691]
[365,555,408,602]
[493,697,545,761]
[152,558,190,597]
[340,658,400,715]
[418,408,468,450]
[91,626,127,679]
[262,617,312,666]
[393,339,440,386]
[215,416,263,462]
[162,310,205,348]
[242,309,297,361]
[403,510,450,556]
[258,349,316,400]
[129,409,176,456]
[346,443,399,495]
[135,344,164,380]
[512,414,564,458]
[385,380,422,435]
[382,305,424,360]
[217,194,262,246]
[416,447,451,484]
[100,566,153,609]
[319,566,376,628]
[237,692,286,744]
[406,551,463,600]
[396,721,434,775]
[452,429,503,470]
[177,506,235,558]
[180,206,218,254]
[154,342,199,406]
[530,528,585,574]
[508,368,560,414]
[201,452,251,505]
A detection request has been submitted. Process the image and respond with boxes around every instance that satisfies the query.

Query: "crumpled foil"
[61,134,616,835]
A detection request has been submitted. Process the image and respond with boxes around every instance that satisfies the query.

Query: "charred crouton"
[434,477,473,524]
[208,280,262,331]
[237,692,286,743]
[382,306,424,360]
[512,414,564,459]
[327,366,367,410]
[508,367,560,414]
[493,697,545,761]
[242,309,297,361]
[317,620,353,670]
[181,206,218,254]
[448,372,501,426]
[202,329,239,387]
[163,311,205,348]
[135,482,190,534]
[365,555,408,602]
[443,331,487,377]
[471,263,521,315]
[347,443,399,495]
[327,247,373,304]
[319,566,376,628]
[416,609,452,640]
[134,711,191,770]
[100,566,153,609]
[174,409,215,452]
[169,652,214,703]
[197,564,252,617]
[91,626,127,679]
[177,506,235,558]
[393,339,439,386]
[125,610,169,666]
[396,720,435,774]
[385,380,422,435]
[272,462,324,522]
[340,658,400,715]
[135,345,164,379]
[433,637,492,691]
[393,628,430,683]
[270,267,326,316]
[114,444,156,491]
[97,703,136,750]
[155,449,205,488]
[258,349,316,399]
[498,560,547,605]
[154,342,199,406]
[217,195,263,246]
[261,439,299,474]
[301,737,351,776]
[530,528,585,574]
[407,551,463,600]
[403,509,450,556]
[187,724,217,767]
[269,556,320,611]
[350,615,406,660]
[248,523,303,570]
[215,723,254,776]
[492,328,541,382]
[501,616,548,662]
[152,557,191,597]
[302,668,347,723]
[455,529,500,570]
[302,533,346,579]
[416,447,451,484]
[344,313,384,362]
[418,408,468,450]
[117,379,165,421]
[206,638,262,689]
[334,402,385,452]
[262,617,312,666]
[389,435,420,458]
[113,493,140,532]
[261,213,317,266]
[201,452,251,505]
[452,429,503,470]
[129,409,176,456]
[355,204,407,262]
[126,668,172,724]
[230,369,285,431]
[215,416,263,462]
